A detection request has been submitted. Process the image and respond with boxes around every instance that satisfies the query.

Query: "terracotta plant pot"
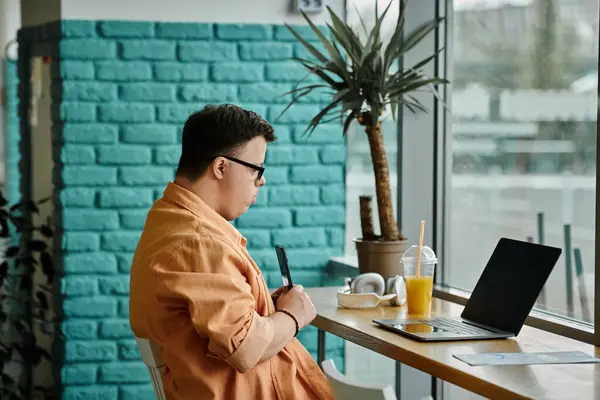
[354,239,410,280]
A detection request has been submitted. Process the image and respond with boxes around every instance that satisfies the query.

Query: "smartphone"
[275,245,293,290]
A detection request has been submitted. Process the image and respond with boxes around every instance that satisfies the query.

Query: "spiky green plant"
[278,1,448,242]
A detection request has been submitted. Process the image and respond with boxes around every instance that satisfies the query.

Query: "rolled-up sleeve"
[154,236,274,373]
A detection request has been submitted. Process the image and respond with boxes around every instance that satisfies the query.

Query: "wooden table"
[306,286,600,400]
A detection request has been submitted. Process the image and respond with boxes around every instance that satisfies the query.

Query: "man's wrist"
[276,309,299,337]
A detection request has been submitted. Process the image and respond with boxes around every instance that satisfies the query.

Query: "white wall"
[1,0,20,57]
[21,0,345,25]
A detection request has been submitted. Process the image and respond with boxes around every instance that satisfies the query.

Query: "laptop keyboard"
[416,317,494,335]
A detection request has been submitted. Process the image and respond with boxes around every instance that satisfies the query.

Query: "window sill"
[327,256,595,345]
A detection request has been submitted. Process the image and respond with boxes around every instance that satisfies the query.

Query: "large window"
[446,0,598,324]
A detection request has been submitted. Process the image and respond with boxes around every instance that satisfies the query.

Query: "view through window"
[447,0,598,324]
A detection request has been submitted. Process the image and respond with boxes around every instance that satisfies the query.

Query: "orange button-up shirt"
[129,182,334,400]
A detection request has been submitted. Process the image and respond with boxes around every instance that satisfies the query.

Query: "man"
[129,104,334,400]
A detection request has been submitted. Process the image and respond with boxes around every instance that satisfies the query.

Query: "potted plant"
[278,2,448,278]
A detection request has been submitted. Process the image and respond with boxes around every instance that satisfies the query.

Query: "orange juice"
[405,275,434,315]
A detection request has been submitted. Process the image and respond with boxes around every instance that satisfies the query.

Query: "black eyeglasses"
[216,155,265,180]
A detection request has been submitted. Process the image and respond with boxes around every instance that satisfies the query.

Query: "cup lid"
[400,245,438,264]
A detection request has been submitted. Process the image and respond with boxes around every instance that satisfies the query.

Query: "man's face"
[219,136,267,220]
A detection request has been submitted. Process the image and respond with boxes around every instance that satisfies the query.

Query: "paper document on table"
[453,351,600,366]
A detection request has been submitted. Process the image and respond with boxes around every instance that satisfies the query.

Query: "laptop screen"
[460,237,562,335]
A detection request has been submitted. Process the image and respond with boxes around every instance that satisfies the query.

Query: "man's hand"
[275,285,316,329]
[271,285,288,304]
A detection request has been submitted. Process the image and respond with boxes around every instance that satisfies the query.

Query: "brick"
[122,124,177,143]
[120,385,155,400]
[239,229,271,248]
[179,83,236,102]
[61,81,117,101]
[211,62,263,82]
[120,210,149,229]
[61,145,95,164]
[61,276,98,297]
[54,102,96,122]
[96,61,152,81]
[294,42,328,60]
[237,209,291,228]
[216,24,271,40]
[60,188,96,207]
[63,386,118,400]
[119,340,141,360]
[178,42,237,62]
[268,104,320,124]
[58,60,94,80]
[99,276,130,295]
[97,145,151,165]
[157,104,200,123]
[291,165,343,183]
[62,123,118,144]
[266,146,319,165]
[99,188,153,208]
[100,319,133,339]
[60,39,116,60]
[116,253,134,273]
[327,227,345,246]
[239,83,290,104]
[268,186,319,205]
[265,62,314,82]
[320,145,346,163]
[274,25,322,42]
[62,320,98,340]
[119,298,130,317]
[120,83,176,102]
[264,167,288,184]
[321,184,345,205]
[65,340,117,362]
[254,188,268,207]
[62,166,117,185]
[153,62,208,82]
[98,103,155,123]
[60,20,96,38]
[62,364,97,385]
[120,166,174,185]
[239,43,292,61]
[63,252,118,273]
[155,145,180,165]
[295,206,345,226]
[99,21,154,38]
[156,22,212,39]
[63,232,100,252]
[102,232,141,251]
[272,227,327,248]
[249,248,278,270]
[100,362,148,383]
[297,88,331,104]
[121,40,176,60]
[285,248,336,268]
[271,125,292,143]
[294,124,345,143]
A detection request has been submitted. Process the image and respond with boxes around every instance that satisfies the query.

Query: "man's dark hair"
[176,104,276,181]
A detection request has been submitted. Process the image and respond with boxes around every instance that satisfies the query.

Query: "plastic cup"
[401,245,438,316]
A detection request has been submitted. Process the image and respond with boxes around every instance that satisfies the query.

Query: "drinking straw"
[416,220,425,278]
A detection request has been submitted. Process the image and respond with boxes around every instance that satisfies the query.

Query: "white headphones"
[348,272,407,306]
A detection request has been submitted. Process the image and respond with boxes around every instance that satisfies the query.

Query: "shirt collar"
[162,181,244,245]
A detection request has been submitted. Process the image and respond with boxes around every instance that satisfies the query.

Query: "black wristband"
[277,309,299,337]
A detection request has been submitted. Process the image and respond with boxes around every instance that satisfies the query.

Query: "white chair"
[135,336,167,400]
[321,359,397,400]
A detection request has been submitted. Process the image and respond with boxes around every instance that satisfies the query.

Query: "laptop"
[373,237,562,342]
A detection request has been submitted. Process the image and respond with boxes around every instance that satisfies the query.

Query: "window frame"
[399,0,600,345]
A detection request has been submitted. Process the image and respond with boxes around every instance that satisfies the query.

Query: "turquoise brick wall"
[18,20,346,398]
[6,59,20,204]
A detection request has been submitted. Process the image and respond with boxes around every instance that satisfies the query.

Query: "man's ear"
[211,157,227,180]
